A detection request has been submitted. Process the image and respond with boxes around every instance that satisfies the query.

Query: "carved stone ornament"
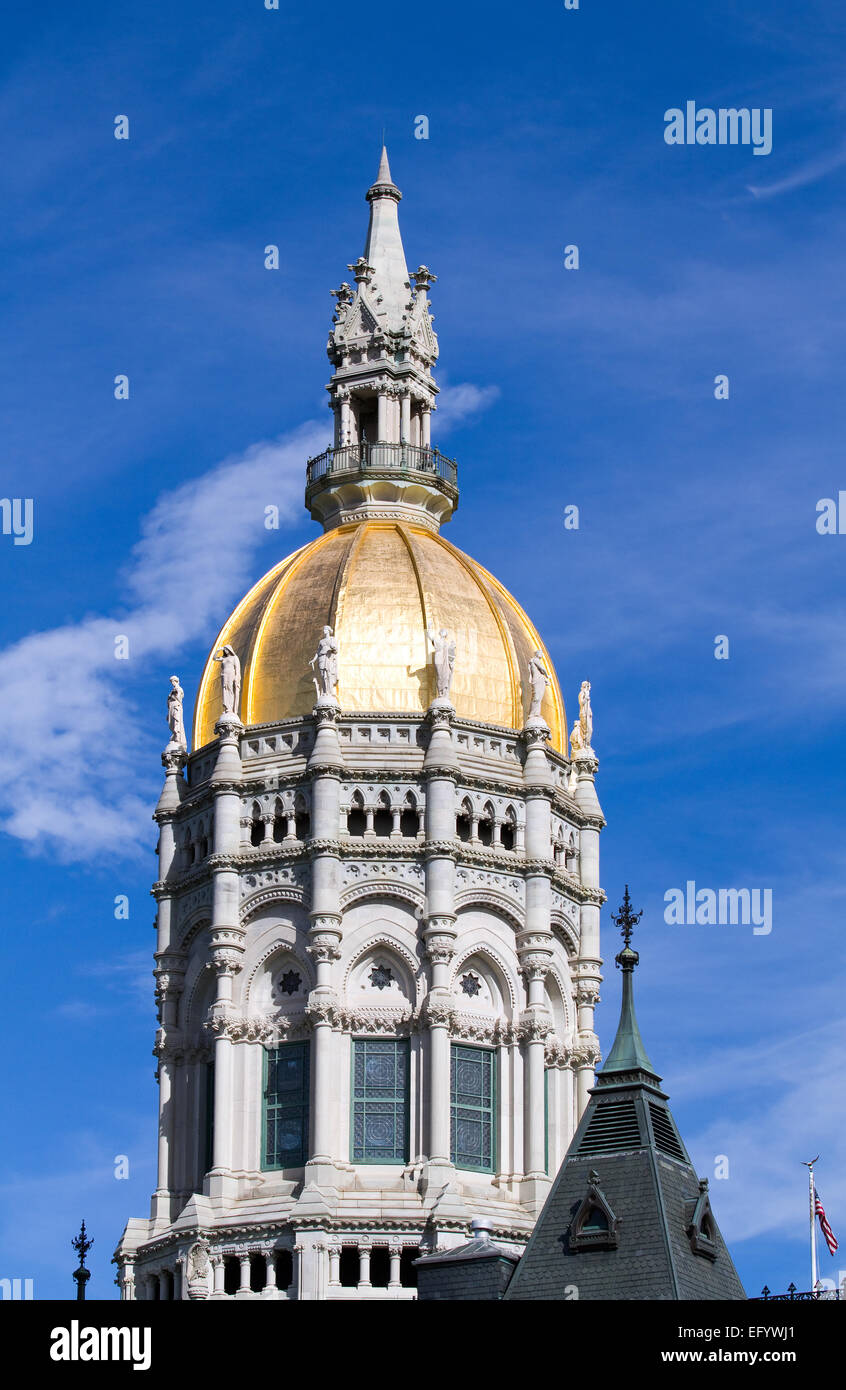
[186,1241,211,1299]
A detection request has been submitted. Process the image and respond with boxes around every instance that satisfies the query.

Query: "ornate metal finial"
[72,1220,94,1266]
[611,885,642,969]
[72,1220,93,1302]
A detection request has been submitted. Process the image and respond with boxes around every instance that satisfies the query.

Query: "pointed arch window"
[373,791,393,838]
[347,792,366,837]
[400,792,419,838]
[478,803,495,847]
[295,793,311,841]
[456,798,473,843]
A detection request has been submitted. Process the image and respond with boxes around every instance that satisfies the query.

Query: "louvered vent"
[577,1100,642,1154]
[648,1103,685,1161]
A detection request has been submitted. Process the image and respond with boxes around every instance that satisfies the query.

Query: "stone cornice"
[153,839,604,906]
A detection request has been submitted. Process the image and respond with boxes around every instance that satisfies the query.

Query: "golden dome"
[193,520,566,752]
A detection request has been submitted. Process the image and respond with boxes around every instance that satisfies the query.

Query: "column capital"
[421,994,453,1029]
[423,916,457,964]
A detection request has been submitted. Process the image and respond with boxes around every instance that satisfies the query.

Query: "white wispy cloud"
[435,381,500,433]
[748,143,846,199]
[0,424,324,864]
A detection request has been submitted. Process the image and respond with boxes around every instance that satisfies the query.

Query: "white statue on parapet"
[569,719,585,758]
[427,624,456,702]
[213,645,242,720]
[578,680,593,750]
[526,650,550,722]
[310,625,340,704]
[165,675,187,752]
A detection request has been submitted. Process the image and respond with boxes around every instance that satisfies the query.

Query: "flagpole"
[803,1157,819,1292]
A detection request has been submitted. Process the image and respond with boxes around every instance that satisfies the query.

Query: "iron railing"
[756,1283,843,1301]
[305,441,458,490]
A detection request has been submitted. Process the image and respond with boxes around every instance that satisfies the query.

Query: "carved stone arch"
[449,939,519,1013]
[240,886,307,924]
[550,912,580,958]
[176,907,213,955]
[543,963,572,1033]
[339,880,425,913]
[243,936,314,1007]
[183,951,216,1031]
[453,890,525,937]
[342,931,422,1000]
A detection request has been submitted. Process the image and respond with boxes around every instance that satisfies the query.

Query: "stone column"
[388,1246,402,1290]
[358,1243,371,1289]
[422,406,431,447]
[206,715,246,1199]
[119,1261,135,1301]
[327,1246,341,1287]
[518,719,555,1212]
[421,700,459,1197]
[150,956,186,1228]
[211,1255,225,1297]
[150,749,187,1227]
[400,390,411,444]
[263,1251,277,1297]
[377,391,387,441]
[572,752,604,1118]
[304,700,344,1190]
[238,1253,251,1294]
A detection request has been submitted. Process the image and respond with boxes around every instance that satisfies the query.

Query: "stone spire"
[362,146,411,330]
[305,150,456,534]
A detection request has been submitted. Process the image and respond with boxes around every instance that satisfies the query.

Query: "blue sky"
[2,0,845,1300]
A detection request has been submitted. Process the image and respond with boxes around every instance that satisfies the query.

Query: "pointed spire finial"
[600,887,659,1080]
[611,883,643,968]
[367,145,400,203]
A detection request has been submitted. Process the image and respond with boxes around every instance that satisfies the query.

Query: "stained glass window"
[263,1041,310,1169]
[351,1038,409,1164]
[451,1044,495,1173]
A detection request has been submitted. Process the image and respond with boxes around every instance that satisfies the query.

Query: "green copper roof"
[601,947,659,1077]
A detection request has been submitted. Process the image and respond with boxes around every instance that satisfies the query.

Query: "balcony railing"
[305,442,457,491]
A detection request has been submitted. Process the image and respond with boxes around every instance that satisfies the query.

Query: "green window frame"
[451,1044,496,1173]
[351,1038,409,1164]
[263,1040,310,1170]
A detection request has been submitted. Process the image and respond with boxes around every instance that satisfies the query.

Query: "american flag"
[814,1189,839,1256]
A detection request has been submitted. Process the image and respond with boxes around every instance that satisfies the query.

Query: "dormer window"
[686,1180,719,1261]
[569,1171,620,1251]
